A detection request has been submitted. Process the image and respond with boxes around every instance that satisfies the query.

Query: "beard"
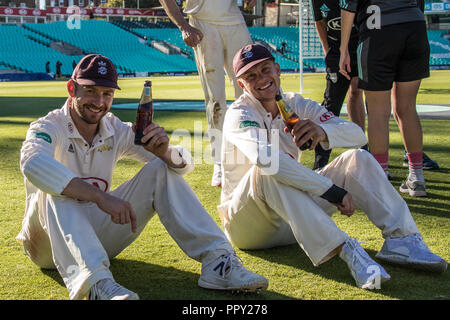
[72,98,107,125]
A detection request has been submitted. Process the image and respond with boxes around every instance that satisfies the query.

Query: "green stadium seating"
[0,22,448,76]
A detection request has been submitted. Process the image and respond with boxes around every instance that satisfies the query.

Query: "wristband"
[320,184,347,204]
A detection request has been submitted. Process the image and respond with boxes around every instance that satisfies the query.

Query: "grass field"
[0,71,449,300]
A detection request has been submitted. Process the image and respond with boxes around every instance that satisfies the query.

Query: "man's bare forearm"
[314,20,330,55]
[61,177,104,204]
[159,0,190,30]
[340,10,355,52]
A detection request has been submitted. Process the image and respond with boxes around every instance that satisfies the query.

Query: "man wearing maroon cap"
[217,44,447,290]
[17,54,268,300]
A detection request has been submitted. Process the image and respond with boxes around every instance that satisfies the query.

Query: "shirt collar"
[62,99,115,141]
[243,91,281,121]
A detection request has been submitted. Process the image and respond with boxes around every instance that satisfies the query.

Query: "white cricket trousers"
[190,17,252,163]
[26,159,233,300]
[219,149,420,266]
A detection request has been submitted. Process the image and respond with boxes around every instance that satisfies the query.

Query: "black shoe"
[360,144,369,152]
[402,151,439,170]
[313,156,329,171]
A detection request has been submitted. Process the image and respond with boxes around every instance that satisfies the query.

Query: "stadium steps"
[22,21,197,74]
[130,27,196,60]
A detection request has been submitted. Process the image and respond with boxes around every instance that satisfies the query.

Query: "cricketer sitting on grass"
[16,54,268,300]
[217,44,447,290]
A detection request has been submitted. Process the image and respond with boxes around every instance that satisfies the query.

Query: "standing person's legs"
[190,19,227,172]
[221,23,253,100]
[363,90,392,175]
[314,53,351,170]
[392,80,424,174]
[356,25,402,177]
[391,21,429,195]
[347,77,365,132]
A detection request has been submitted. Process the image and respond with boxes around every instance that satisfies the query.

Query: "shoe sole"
[198,278,268,293]
[376,254,448,274]
[399,186,427,197]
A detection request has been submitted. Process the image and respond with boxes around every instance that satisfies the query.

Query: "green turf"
[0,71,449,300]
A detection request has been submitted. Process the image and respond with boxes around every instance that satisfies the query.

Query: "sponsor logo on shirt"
[29,131,52,144]
[320,111,335,122]
[239,120,260,129]
[328,17,341,31]
[97,144,113,152]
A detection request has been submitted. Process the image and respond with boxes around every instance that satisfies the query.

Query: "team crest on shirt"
[320,111,335,122]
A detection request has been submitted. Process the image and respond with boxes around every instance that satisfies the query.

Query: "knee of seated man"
[346,149,374,168]
[141,158,168,176]
[23,237,55,270]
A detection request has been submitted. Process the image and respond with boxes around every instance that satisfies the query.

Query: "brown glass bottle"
[275,94,312,151]
[134,80,153,145]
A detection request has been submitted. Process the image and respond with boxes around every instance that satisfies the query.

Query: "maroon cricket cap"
[233,44,274,78]
[71,54,120,90]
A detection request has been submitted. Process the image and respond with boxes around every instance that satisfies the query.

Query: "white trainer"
[88,278,139,300]
[198,254,268,293]
[211,163,222,187]
[376,234,447,273]
[340,238,391,289]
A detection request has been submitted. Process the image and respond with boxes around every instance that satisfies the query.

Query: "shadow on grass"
[41,259,293,300]
[419,88,450,95]
[243,245,449,300]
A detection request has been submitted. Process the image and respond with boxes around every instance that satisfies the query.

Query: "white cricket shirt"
[220,91,368,203]
[184,0,245,25]
[17,100,193,242]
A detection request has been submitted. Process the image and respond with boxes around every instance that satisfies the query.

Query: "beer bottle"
[134,80,153,145]
[275,93,312,151]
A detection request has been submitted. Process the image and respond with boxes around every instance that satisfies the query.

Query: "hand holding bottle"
[283,118,327,151]
[276,93,320,151]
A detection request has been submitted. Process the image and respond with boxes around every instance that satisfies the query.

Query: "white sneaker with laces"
[399,179,427,197]
[340,238,391,289]
[198,253,268,292]
[211,163,222,187]
[376,234,447,273]
[88,278,139,300]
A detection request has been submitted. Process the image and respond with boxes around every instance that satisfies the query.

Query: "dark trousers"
[314,61,353,170]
